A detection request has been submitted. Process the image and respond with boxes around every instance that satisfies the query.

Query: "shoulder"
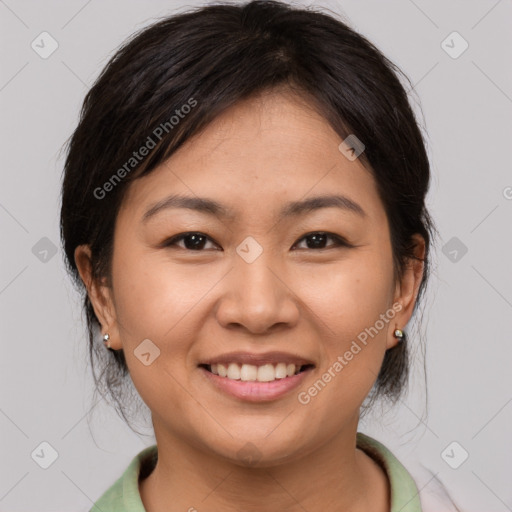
[357,432,422,512]
[90,444,158,512]
[405,460,463,512]
[356,433,461,512]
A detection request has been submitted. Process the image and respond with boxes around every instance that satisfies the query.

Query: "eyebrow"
[142,193,366,223]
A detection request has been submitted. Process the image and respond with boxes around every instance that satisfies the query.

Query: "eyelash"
[161,231,352,251]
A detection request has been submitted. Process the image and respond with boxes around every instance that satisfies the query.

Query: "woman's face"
[79,90,423,465]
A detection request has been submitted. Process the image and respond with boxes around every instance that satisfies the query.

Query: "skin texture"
[75,89,425,512]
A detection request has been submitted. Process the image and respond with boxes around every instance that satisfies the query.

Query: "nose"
[215,251,300,334]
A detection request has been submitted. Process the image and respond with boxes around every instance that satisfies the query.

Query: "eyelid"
[161,231,352,251]
[161,232,221,250]
[292,231,352,250]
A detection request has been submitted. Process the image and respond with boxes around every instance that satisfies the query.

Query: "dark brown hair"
[60,0,436,428]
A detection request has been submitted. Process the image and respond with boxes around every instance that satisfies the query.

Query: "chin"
[200,430,309,469]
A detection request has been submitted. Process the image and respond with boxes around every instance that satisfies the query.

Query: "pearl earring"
[393,328,404,341]
[103,333,111,349]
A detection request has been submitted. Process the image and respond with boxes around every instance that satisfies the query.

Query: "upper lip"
[199,351,315,367]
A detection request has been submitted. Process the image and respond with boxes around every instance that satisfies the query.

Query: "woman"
[60,1,459,510]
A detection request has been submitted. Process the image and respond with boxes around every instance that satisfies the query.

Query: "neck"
[139,425,390,512]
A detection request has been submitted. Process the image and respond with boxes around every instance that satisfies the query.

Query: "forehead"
[120,90,384,224]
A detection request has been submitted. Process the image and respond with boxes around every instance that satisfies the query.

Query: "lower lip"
[199,366,313,402]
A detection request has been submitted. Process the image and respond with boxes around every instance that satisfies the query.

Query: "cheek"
[112,250,211,341]
[297,249,394,402]
[302,250,395,337]
[110,252,206,417]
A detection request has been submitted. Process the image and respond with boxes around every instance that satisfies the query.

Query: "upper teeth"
[210,363,301,382]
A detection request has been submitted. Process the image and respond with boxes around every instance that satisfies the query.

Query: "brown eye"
[293,232,350,250]
[163,232,219,251]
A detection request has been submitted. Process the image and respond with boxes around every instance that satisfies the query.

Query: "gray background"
[1,0,511,510]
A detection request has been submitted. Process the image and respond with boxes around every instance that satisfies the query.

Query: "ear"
[387,234,426,350]
[74,245,121,350]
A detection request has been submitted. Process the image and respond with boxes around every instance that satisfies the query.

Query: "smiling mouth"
[199,363,315,383]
